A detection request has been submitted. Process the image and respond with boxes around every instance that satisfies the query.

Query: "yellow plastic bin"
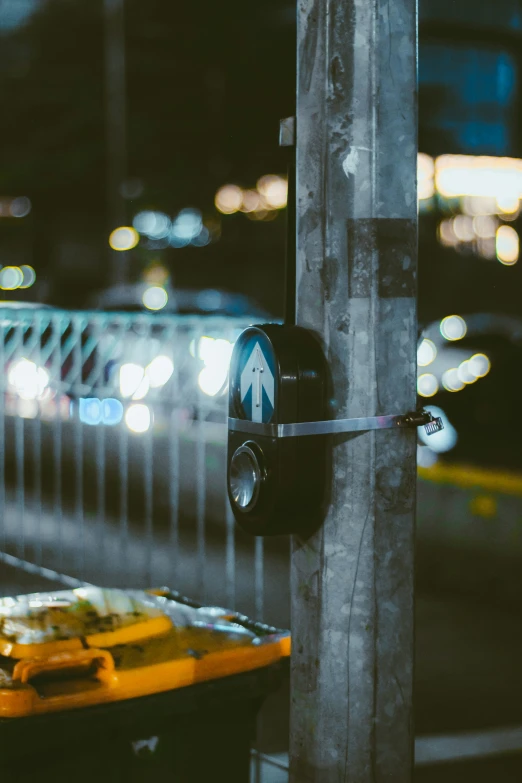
[0,586,290,783]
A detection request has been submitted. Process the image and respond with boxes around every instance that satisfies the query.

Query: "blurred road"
[2,508,522,780]
[0,502,291,626]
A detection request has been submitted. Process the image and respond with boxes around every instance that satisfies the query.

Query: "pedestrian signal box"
[227,324,327,536]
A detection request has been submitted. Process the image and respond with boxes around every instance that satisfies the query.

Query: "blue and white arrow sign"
[239,341,275,423]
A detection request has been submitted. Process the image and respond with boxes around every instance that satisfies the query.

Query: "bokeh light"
[198,366,227,396]
[496,225,519,265]
[240,189,261,213]
[133,211,170,239]
[79,398,103,426]
[171,209,202,240]
[461,196,498,217]
[440,315,467,341]
[496,194,520,215]
[438,219,458,248]
[102,398,124,425]
[457,360,477,385]
[472,215,497,239]
[215,185,243,214]
[442,368,465,392]
[452,215,474,242]
[119,363,149,400]
[257,175,288,209]
[143,262,169,286]
[8,359,49,400]
[109,226,139,251]
[197,336,234,396]
[435,155,522,201]
[142,286,168,311]
[191,226,211,246]
[9,197,31,218]
[417,153,435,200]
[125,404,151,434]
[169,233,190,249]
[146,355,174,388]
[468,353,491,379]
[0,266,24,290]
[79,398,124,427]
[417,373,438,398]
[19,265,36,289]
[417,339,437,367]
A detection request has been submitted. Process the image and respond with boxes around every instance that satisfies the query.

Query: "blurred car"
[416,312,522,472]
[89,283,270,319]
[415,312,522,601]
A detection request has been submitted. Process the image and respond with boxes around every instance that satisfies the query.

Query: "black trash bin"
[0,586,290,783]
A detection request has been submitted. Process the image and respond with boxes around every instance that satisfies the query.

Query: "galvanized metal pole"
[290,0,418,779]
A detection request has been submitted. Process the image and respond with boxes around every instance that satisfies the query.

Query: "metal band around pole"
[229,413,421,439]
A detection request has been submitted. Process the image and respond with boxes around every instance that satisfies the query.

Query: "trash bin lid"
[0,587,290,718]
[0,587,173,659]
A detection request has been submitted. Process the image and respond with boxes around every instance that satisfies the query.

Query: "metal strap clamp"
[228,410,443,439]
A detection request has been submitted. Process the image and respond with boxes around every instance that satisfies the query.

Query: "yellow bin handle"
[13,648,117,686]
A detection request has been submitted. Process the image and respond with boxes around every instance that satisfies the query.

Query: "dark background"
[0,0,521,318]
[0,0,295,314]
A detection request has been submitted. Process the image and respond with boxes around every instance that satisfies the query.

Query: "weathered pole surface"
[104,0,127,285]
[290,0,418,779]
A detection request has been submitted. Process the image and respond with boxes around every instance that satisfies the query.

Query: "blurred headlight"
[145,355,174,388]
[8,359,49,401]
[142,286,168,311]
[125,404,152,434]
[120,363,149,400]
[198,366,229,397]
[196,336,233,397]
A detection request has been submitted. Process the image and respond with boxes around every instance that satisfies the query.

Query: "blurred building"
[0,0,521,325]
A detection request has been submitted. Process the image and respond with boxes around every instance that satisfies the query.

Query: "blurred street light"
[125,403,151,434]
[440,315,467,341]
[142,285,168,311]
[496,225,519,265]
[109,226,139,251]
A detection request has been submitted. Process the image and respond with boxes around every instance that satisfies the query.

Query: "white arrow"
[240,342,275,423]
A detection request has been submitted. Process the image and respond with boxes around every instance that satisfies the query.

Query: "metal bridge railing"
[0,307,290,623]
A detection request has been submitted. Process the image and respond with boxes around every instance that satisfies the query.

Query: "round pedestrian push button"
[229,443,263,511]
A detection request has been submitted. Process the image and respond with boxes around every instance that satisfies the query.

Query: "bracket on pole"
[228,408,443,439]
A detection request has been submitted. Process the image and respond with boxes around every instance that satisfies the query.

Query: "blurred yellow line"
[418,463,522,497]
